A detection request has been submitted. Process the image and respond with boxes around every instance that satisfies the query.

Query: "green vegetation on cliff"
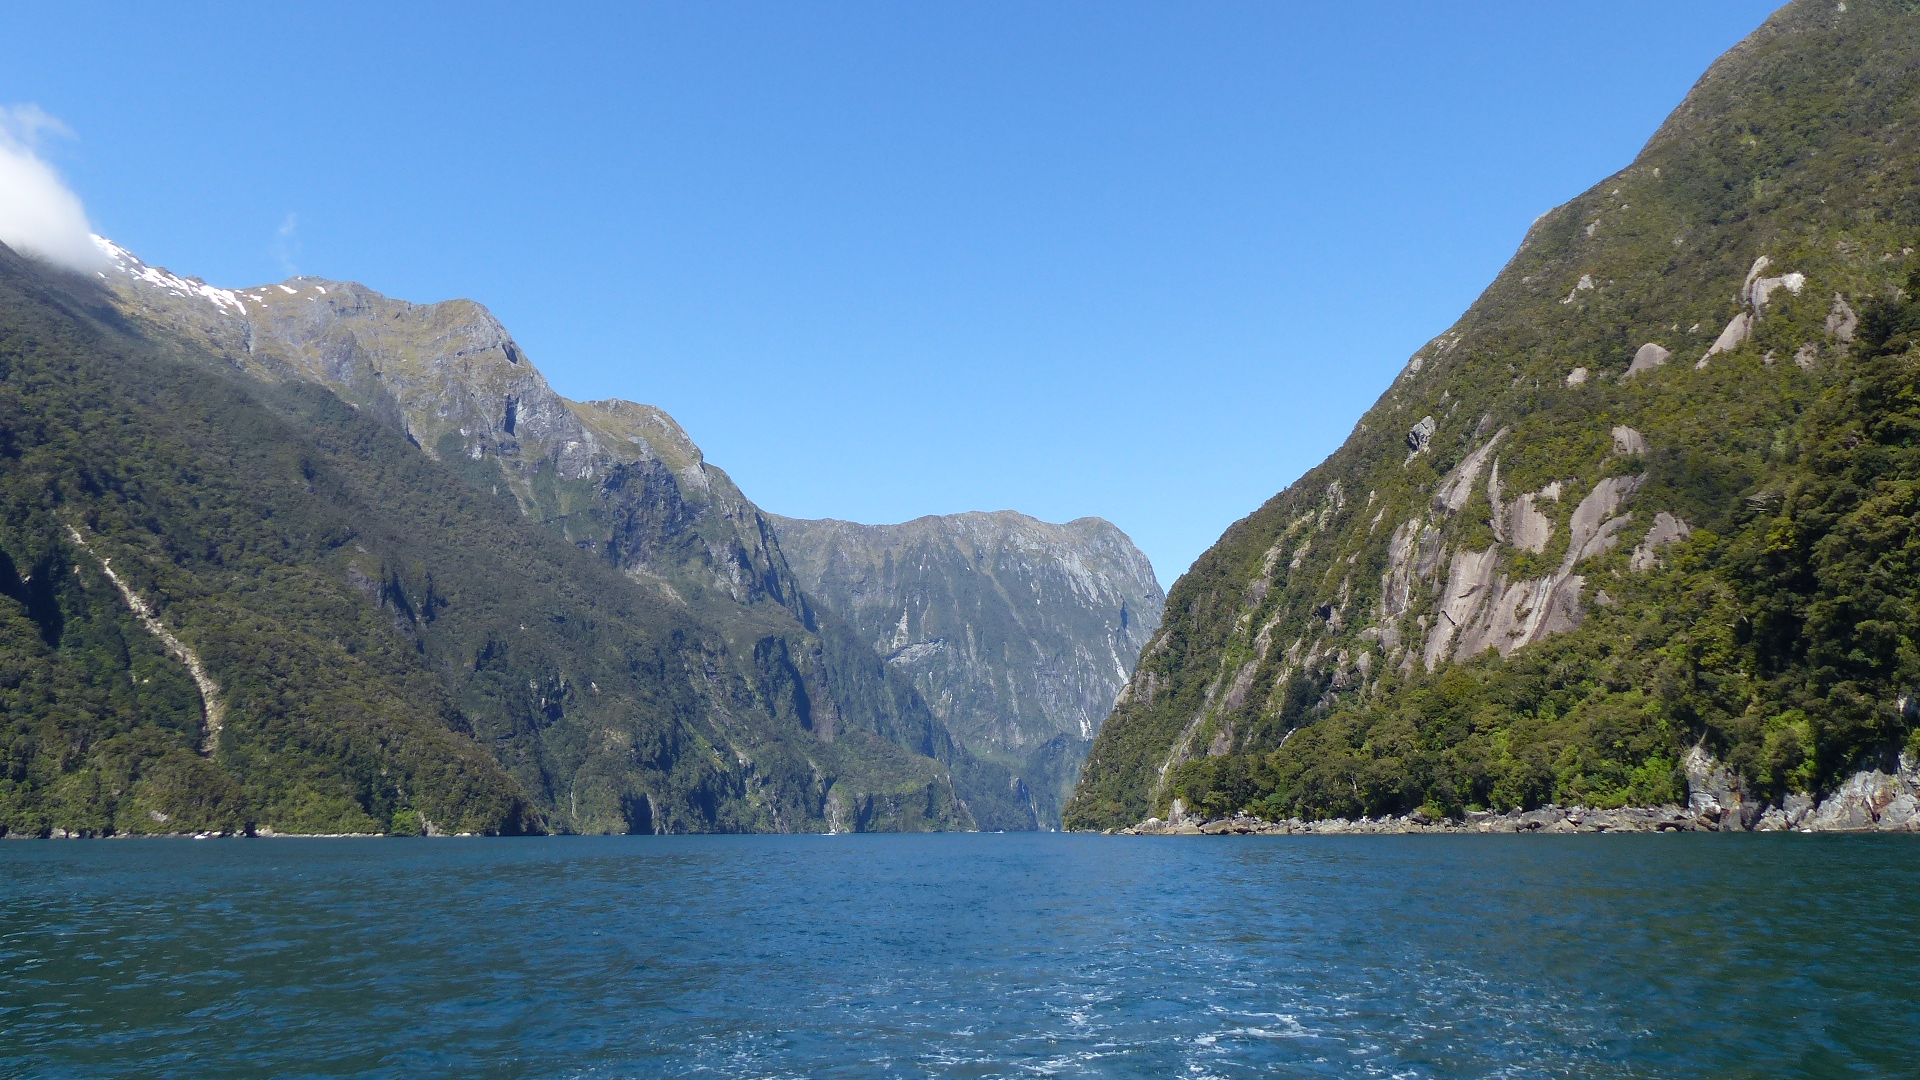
[0,247,977,836]
[1069,0,1920,829]
[0,250,529,835]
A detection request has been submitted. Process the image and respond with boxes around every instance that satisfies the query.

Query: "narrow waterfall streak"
[64,525,226,753]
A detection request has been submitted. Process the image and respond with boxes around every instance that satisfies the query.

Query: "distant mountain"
[0,233,1123,835]
[1069,0,1920,834]
[771,512,1163,826]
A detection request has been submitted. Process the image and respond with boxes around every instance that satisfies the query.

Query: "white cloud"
[0,104,107,273]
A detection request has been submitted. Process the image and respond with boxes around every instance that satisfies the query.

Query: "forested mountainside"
[1069,0,1920,831]
[771,512,1162,827]
[0,234,1067,836]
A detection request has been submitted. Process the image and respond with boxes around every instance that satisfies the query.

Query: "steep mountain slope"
[92,245,800,615]
[0,241,1045,836]
[771,511,1163,825]
[1069,0,1920,831]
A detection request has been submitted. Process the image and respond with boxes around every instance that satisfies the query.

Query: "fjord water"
[4,835,1914,1079]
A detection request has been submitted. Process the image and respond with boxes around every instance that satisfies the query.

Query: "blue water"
[3,834,1915,1079]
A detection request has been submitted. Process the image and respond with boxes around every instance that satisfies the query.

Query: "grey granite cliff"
[771,512,1164,826]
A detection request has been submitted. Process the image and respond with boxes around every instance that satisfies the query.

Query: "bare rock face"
[1699,256,1807,369]
[771,512,1164,827]
[1689,746,1920,833]
[1405,415,1436,459]
[1624,343,1670,377]
[1743,257,1806,311]
[1423,467,1644,671]
[1631,512,1692,571]
[1826,294,1859,341]
[1432,430,1506,514]
[1684,745,1759,829]
[1508,493,1556,554]
[1699,311,1753,367]
[1798,756,1920,831]
[1374,421,1654,677]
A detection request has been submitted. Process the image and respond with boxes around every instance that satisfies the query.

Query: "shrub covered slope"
[1068,0,1920,829]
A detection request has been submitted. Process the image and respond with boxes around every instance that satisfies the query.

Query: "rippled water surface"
[3,833,1916,1078]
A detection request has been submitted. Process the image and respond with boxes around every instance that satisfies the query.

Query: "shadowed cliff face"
[1070,0,1920,831]
[772,512,1164,827]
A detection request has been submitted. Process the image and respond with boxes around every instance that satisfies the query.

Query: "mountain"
[0,235,1072,835]
[770,511,1163,826]
[1068,0,1920,833]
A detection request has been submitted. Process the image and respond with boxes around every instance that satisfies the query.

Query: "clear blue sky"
[1,2,1782,586]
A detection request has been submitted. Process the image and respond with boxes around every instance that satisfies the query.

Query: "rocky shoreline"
[1118,804,1700,835]
[15,750,1919,839]
[1114,749,1920,836]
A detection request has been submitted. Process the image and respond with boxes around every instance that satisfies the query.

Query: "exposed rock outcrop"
[1699,255,1807,368]
[1630,512,1692,571]
[1623,342,1670,377]
[1793,755,1920,831]
[1423,470,1644,671]
[1826,294,1859,341]
[1406,415,1436,459]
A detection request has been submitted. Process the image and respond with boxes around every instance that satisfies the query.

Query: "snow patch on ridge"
[91,234,247,316]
